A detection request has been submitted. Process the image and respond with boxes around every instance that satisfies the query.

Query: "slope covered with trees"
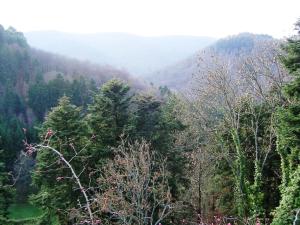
[0,25,143,223]
[148,33,276,90]
[272,20,300,225]
[0,20,300,225]
[28,79,186,225]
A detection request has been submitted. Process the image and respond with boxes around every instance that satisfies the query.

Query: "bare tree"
[188,39,288,218]
[94,140,174,225]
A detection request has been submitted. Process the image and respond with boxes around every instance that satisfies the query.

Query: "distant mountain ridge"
[212,33,273,55]
[147,33,276,90]
[25,31,215,76]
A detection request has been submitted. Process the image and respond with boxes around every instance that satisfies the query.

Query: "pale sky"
[0,0,299,38]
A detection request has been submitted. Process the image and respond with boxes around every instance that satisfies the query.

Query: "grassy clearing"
[8,203,43,220]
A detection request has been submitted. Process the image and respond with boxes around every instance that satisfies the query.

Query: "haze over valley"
[25,31,215,76]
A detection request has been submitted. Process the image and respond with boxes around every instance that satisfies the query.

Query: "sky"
[0,0,299,38]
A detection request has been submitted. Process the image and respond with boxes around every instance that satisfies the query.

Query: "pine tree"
[130,93,162,142]
[86,79,132,161]
[131,93,187,198]
[28,78,50,121]
[31,96,88,224]
[69,76,97,107]
[272,19,300,225]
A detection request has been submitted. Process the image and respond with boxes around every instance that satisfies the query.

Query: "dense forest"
[0,18,299,225]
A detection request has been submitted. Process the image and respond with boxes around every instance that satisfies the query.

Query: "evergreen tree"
[28,77,50,121]
[86,79,132,161]
[159,94,188,197]
[47,74,70,104]
[31,96,88,224]
[272,19,300,225]
[0,147,13,220]
[130,94,162,142]
[69,77,97,107]
[130,92,187,197]
[0,116,26,169]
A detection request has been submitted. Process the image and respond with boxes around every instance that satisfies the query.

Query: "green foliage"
[0,87,26,117]
[272,165,300,225]
[0,25,140,224]
[0,117,27,168]
[28,78,52,121]
[28,74,97,121]
[130,92,187,197]
[14,153,36,203]
[8,203,43,220]
[87,79,131,159]
[213,163,236,216]
[29,79,189,224]
[69,76,97,107]
[0,23,293,225]
[272,19,300,225]
[158,94,188,197]
[217,123,250,217]
[0,202,56,225]
[31,96,88,224]
[248,162,264,218]
[130,94,162,142]
[0,149,14,219]
[215,99,281,219]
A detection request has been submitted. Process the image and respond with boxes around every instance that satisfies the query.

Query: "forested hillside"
[148,33,277,90]
[0,25,144,224]
[0,25,139,121]
[0,19,300,225]
[0,25,139,155]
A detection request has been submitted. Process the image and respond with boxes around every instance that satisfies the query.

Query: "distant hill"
[25,31,215,76]
[0,25,141,124]
[147,33,276,90]
[212,33,273,55]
